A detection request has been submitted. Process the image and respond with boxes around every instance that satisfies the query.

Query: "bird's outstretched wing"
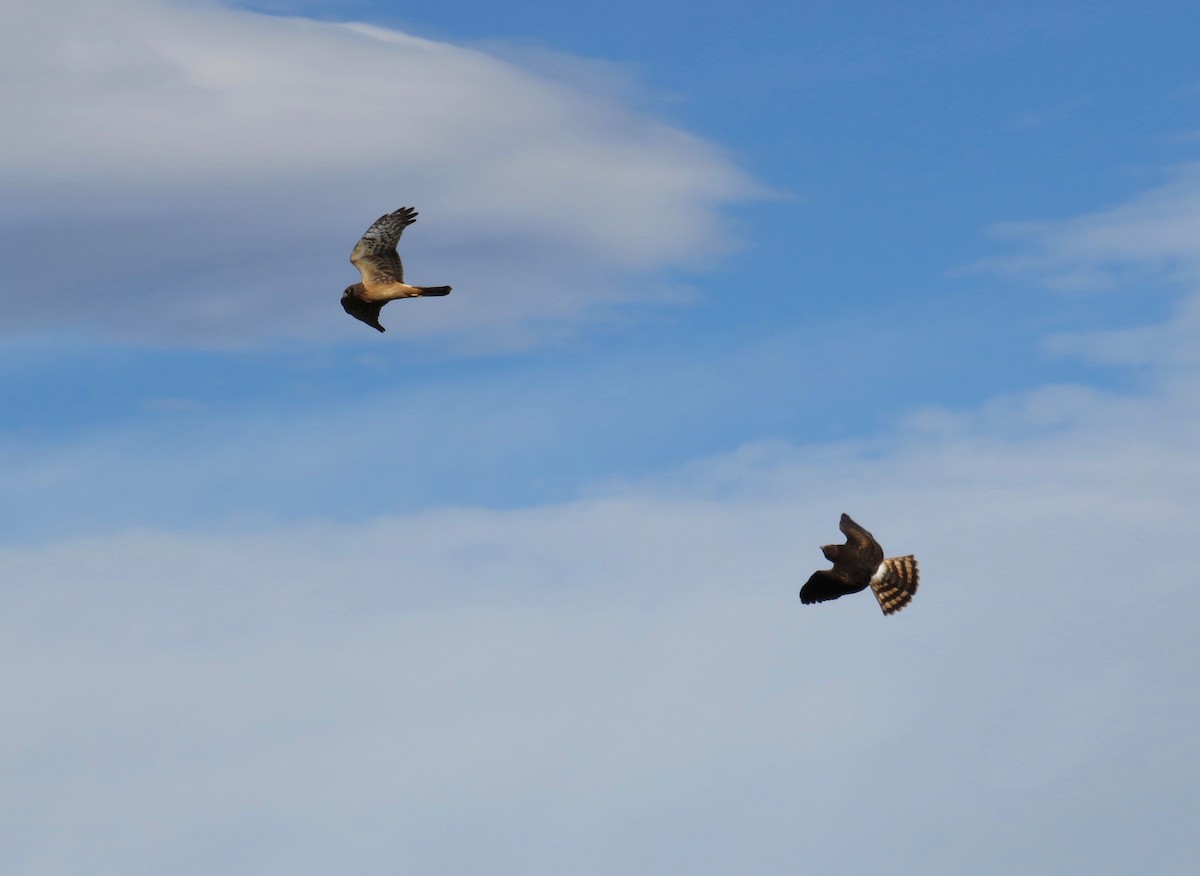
[341,295,386,332]
[800,569,860,605]
[869,556,919,615]
[838,513,884,567]
[350,207,417,287]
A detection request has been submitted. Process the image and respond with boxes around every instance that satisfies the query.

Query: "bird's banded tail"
[870,555,919,615]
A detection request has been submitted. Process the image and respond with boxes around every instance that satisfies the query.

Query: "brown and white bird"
[341,207,452,332]
[799,513,919,615]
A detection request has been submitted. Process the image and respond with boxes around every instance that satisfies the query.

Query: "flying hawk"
[342,207,452,332]
[799,513,919,615]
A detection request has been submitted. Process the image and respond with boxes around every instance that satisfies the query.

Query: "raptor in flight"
[342,207,452,332]
[799,513,919,615]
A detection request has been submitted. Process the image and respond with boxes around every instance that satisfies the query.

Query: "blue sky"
[2,1,1199,873]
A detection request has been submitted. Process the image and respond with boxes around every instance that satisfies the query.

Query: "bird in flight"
[342,207,452,332]
[799,513,919,615]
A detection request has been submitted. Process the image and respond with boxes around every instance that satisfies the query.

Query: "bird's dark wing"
[838,513,884,567]
[341,295,386,332]
[800,569,863,604]
[350,207,417,286]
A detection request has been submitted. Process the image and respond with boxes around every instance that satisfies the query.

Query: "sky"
[1,0,1199,872]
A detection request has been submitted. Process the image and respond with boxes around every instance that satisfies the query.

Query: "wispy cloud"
[971,161,1200,291]
[950,156,1200,380]
[0,0,763,347]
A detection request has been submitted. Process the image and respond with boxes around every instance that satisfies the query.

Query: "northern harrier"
[799,514,919,615]
[342,207,452,332]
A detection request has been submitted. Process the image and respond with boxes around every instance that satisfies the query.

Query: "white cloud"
[1045,291,1200,368]
[0,0,762,347]
[977,161,1200,291]
[2,364,1198,873]
[963,159,1200,376]
[2,396,1197,870]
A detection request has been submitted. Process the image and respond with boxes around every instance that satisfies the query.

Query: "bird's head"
[821,543,841,562]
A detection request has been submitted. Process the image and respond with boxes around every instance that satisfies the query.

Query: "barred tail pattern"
[870,555,919,615]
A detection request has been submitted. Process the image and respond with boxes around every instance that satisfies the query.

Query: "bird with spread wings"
[800,513,919,615]
[341,207,453,332]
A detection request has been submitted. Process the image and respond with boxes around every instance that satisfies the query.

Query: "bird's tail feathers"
[416,286,452,297]
[870,555,919,615]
